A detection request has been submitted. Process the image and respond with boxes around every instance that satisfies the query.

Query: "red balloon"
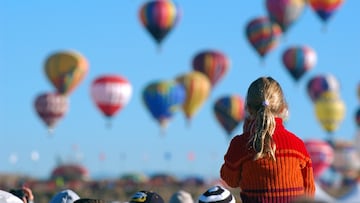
[304,139,334,179]
[90,75,132,118]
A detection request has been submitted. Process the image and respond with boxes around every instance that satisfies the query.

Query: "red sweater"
[220,118,315,203]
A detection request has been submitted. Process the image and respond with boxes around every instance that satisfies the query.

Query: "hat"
[169,190,194,203]
[129,191,164,203]
[198,186,235,203]
[0,190,23,203]
[49,189,80,203]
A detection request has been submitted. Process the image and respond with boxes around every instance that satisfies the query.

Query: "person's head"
[129,191,164,203]
[198,185,235,203]
[245,76,288,161]
[169,190,194,203]
[73,199,104,203]
[49,189,80,203]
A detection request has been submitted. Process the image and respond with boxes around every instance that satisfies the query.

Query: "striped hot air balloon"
[139,0,181,50]
[245,16,282,60]
[282,45,317,82]
[192,50,230,88]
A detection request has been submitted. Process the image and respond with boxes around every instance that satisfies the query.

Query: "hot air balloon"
[308,0,344,28]
[213,95,245,139]
[175,71,211,125]
[139,0,181,50]
[90,74,132,127]
[304,139,334,179]
[314,91,345,135]
[307,74,340,102]
[355,107,360,128]
[44,50,88,95]
[34,92,68,134]
[245,16,282,61]
[265,0,306,34]
[332,140,360,176]
[192,50,230,88]
[282,45,317,82]
[142,80,186,133]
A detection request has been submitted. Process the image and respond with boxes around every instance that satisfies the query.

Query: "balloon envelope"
[142,80,186,129]
[44,51,88,95]
[213,95,245,137]
[314,91,345,134]
[282,45,317,81]
[176,71,211,122]
[90,74,132,118]
[304,139,334,179]
[308,0,344,23]
[245,16,282,59]
[266,0,306,33]
[34,92,68,132]
[355,107,360,128]
[139,0,181,47]
[307,74,340,102]
[192,50,230,88]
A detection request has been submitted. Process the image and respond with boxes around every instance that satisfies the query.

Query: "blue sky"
[0,0,359,180]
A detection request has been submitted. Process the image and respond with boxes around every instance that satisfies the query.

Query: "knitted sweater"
[220,118,315,203]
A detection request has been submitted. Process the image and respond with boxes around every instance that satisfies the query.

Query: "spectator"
[198,185,235,203]
[169,190,194,203]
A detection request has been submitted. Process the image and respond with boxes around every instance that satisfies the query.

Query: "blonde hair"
[246,77,288,161]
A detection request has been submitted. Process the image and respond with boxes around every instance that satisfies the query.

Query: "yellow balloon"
[176,71,211,122]
[44,50,89,95]
[314,91,345,133]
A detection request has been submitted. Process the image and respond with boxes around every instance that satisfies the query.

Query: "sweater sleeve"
[220,136,243,188]
[299,144,316,197]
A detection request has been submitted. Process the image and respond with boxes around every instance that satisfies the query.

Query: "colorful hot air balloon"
[192,50,230,88]
[355,107,360,128]
[314,91,345,134]
[175,71,211,124]
[245,16,282,60]
[213,95,245,138]
[332,140,360,174]
[304,139,334,179]
[265,0,306,33]
[307,74,340,102]
[44,50,88,95]
[308,0,344,25]
[139,0,181,49]
[282,45,317,82]
[34,92,68,134]
[142,80,186,132]
[90,74,132,126]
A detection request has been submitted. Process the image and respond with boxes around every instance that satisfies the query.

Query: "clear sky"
[0,0,359,180]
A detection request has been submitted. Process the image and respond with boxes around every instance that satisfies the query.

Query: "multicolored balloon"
[265,0,306,33]
[282,45,317,82]
[332,140,360,174]
[139,0,181,49]
[213,95,245,138]
[307,74,340,102]
[34,92,68,133]
[314,91,345,134]
[304,139,334,179]
[44,50,88,95]
[90,74,132,126]
[355,107,360,128]
[308,0,344,24]
[142,80,185,131]
[245,16,282,59]
[176,71,211,124]
[192,50,230,88]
